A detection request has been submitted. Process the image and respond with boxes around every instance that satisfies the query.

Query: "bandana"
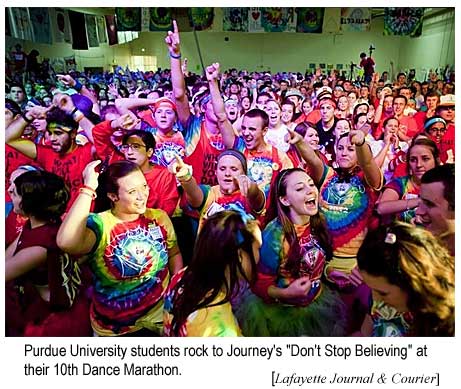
[152,97,177,113]
[424,117,446,131]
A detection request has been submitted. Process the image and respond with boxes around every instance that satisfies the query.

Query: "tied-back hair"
[273,168,332,277]
[357,222,454,336]
[94,160,141,212]
[14,170,69,222]
[170,211,260,336]
[406,137,440,175]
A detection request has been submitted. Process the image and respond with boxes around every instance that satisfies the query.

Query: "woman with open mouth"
[235,168,346,336]
[286,127,382,333]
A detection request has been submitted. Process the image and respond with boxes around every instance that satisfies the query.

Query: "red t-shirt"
[35,143,94,209]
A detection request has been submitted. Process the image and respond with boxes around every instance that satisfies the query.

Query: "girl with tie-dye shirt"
[169,150,265,233]
[164,211,261,336]
[377,138,440,224]
[57,160,183,336]
[287,128,383,332]
[236,168,347,336]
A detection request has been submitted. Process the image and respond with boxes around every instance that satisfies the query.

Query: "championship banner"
[96,16,107,44]
[149,7,172,31]
[85,15,99,47]
[384,8,425,37]
[51,8,72,44]
[105,14,118,46]
[223,8,248,32]
[116,8,142,31]
[340,8,371,32]
[29,8,52,44]
[188,7,214,30]
[296,8,325,33]
[8,8,34,41]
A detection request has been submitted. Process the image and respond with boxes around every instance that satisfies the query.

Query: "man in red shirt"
[359,52,375,84]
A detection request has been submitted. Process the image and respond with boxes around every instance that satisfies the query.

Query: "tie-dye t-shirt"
[196,185,254,232]
[233,138,293,200]
[86,209,179,336]
[384,175,420,223]
[181,116,225,186]
[144,128,186,168]
[163,268,242,337]
[255,219,326,306]
[319,166,381,274]
[371,300,413,337]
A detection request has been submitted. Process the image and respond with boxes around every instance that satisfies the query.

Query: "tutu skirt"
[235,285,348,337]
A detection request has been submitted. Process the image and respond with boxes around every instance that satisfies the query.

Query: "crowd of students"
[5,22,455,337]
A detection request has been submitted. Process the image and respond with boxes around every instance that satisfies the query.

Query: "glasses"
[119,143,146,152]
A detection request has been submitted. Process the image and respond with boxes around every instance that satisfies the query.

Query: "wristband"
[74,80,83,92]
[72,109,85,122]
[82,185,97,193]
[70,107,78,116]
[169,52,181,59]
[21,112,33,124]
[79,187,97,199]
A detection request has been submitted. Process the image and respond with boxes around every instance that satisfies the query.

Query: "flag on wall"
[384,8,425,37]
[69,10,88,50]
[105,15,118,45]
[85,14,99,47]
[223,8,248,32]
[6,9,12,36]
[8,8,34,41]
[149,7,172,31]
[116,8,142,31]
[296,8,325,33]
[261,8,295,32]
[96,16,107,44]
[51,8,72,44]
[141,8,150,31]
[322,8,341,34]
[248,7,264,32]
[341,8,371,32]
[29,8,52,44]
[188,7,214,30]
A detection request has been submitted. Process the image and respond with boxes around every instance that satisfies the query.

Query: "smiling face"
[304,127,319,148]
[241,115,266,150]
[216,155,245,195]
[360,271,409,313]
[281,103,294,124]
[408,145,436,181]
[279,170,319,225]
[110,170,149,217]
[334,119,351,139]
[416,181,454,235]
[264,100,281,128]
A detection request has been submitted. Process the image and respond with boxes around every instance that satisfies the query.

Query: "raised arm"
[205,63,236,148]
[349,129,382,190]
[285,128,325,185]
[115,97,152,115]
[57,160,100,256]
[165,20,190,126]
[169,155,203,208]
[5,105,51,159]
[57,74,100,115]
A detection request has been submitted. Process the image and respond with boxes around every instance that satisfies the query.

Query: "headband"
[318,98,337,109]
[424,117,446,131]
[217,149,247,174]
[153,97,177,113]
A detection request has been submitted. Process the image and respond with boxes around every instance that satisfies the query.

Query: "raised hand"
[111,113,140,131]
[52,93,76,114]
[82,160,102,190]
[165,20,180,56]
[349,129,365,146]
[56,74,76,88]
[168,154,193,182]
[24,104,53,120]
[234,174,252,197]
[205,63,220,82]
[285,127,304,145]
